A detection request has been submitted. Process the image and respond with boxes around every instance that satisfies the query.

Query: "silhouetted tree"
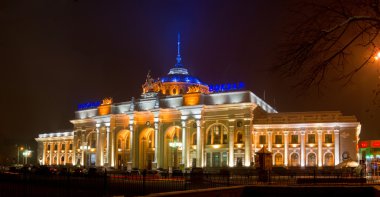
[278,0,380,92]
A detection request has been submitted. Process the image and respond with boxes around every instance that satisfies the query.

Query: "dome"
[161,74,204,84]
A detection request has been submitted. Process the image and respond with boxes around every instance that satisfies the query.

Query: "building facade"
[35,37,361,170]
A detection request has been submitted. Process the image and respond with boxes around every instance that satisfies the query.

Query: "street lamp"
[374,51,380,60]
[17,146,24,165]
[22,150,32,165]
[169,134,182,169]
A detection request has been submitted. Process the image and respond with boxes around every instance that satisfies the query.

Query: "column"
[196,119,202,167]
[154,120,159,168]
[267,131,273,152]
[105,123,111,165]
[300,131,305,167]
[244,125,251,166]
[334,128,340,165]
[81,131,86,166]
[181,120,187,167]
[284,131,289,167]
[129,122,134,168]
[111,128,115,167]
[42,142,47,165]
[253,132,257,164]
[64,141,69,165]
[49,142,53,165]
[72,131,77,165]
[317,130,322,167]
[228,124,235,167]
[57,142,61,165]
[96,124,101,166]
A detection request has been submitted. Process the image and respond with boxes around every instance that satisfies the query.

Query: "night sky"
[1,0,379,162]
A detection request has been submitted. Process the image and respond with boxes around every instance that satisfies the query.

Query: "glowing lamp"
[375,52,380,60]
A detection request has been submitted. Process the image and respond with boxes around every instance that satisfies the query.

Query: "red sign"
[371,140,380,148]
[359,141,368,148]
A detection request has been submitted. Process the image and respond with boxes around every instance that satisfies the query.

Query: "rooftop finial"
[175,32,182,67]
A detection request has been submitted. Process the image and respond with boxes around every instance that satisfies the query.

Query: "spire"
[175,32,182,67]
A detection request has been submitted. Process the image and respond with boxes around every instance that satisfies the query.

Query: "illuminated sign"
[359,141,368,148]
[78,101,101,110]
[208,82,245,93]
[371,140,380,148]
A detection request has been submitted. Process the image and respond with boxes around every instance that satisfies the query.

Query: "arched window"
[213,126,221,144]
[192,133,197,145]
[207,130,212,145]
[308,153,317,166]
[290,153,299,166]
[148,133,153,148]
[207,124,227,145]
[117,139,122,149]
[274,153,283,166]
[324,153,334,166]
[237,132,243,143]
[125,135,130,149]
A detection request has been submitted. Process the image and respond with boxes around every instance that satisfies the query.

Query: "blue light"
[161,74,206,85]
[209,82,245,93]
[77,101,101,110]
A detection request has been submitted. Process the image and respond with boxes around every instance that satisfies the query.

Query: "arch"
[205,123,229,145]
[116,129,131,169]
[53,156,57,165]
[307,152,317,167]
[46,156,50,165]
[61,155,65,163]
[163,125,182,169]
[85,130,97,148]
[289,152,300,167]
[323,152,334,166]
[138,128,155,170]
[274,152,284,166]
[68,156,72,164]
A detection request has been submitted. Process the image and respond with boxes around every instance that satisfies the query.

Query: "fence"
[0,167,376,197]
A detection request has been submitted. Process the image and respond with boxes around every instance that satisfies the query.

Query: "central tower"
[159,33,209,96]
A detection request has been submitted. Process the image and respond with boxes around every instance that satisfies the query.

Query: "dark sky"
[1,0,379,162]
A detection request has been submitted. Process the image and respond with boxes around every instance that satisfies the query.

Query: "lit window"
[291,135,298,144]
[308,134,316,144]
[325,134,333,143]
[259,135,266,144]
[237,132,243,143]
[275,135,282,144]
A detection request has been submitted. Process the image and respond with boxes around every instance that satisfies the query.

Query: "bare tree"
[278,0,380,92]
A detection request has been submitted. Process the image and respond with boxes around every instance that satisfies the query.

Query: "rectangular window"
[259,135,266,144]
[308,134,316,144]
[61,144,66,150]
[54,144,58,150]
[291,135,298,144]
[275,135,282,144]
[325,134,333,143]
[69,144,73,150]
[47,144,51,150]
[223,130,228,144]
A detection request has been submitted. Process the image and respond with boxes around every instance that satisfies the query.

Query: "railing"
[0,167,376,197]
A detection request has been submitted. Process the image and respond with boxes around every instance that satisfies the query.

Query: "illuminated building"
[359,140,380,174]
[35,35,361,169]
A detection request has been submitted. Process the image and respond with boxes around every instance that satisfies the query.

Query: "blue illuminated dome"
[161,71,205,85]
